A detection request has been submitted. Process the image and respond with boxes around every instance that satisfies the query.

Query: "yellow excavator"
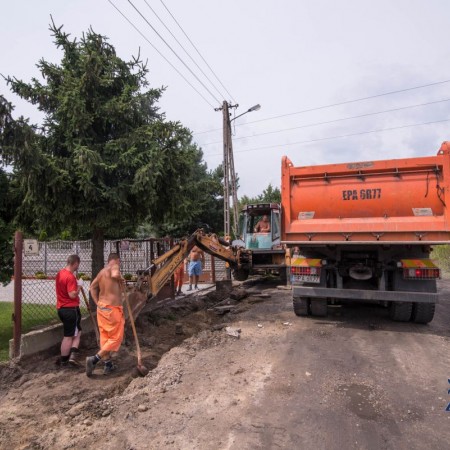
[126,229,252,319]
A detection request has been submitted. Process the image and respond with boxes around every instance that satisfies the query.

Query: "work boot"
[85,356,98,377]
[177,290,184,296]
[55,356,68,368]
[195,285,199,290]
[69,348,82,367]
[187,285,192,291]
[103,361,117,375]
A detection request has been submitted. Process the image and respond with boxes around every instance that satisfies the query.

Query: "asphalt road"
[1,279,449,450]
[213,281,450,450]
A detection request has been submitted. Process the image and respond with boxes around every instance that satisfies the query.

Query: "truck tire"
[279,268,288,284]
[389,302,413,322]
[293,297,309,316]
[232,268,249,281]
[310,298,327,317]
[411,302,435,324]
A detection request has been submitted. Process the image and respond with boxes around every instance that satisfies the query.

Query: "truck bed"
[281,141,450,244]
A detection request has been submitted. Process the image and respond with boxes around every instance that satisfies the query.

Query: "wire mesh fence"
[0,235,229,361]
[19,237,227,330]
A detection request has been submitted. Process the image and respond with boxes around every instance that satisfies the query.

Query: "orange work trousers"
[96,301,125,353]
[174,265,185,290]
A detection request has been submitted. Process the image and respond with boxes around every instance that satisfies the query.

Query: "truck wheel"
[279,268,288,284]
[411,303,435,324]
[232,268,249,281]
[389,302,413,322]
[310,298,327,317]
[293,297,310,316]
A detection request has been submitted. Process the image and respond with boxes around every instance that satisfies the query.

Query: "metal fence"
[5,234,227,359]
[22,238,227,281]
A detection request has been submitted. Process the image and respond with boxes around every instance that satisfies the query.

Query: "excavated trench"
[0,285,255,449]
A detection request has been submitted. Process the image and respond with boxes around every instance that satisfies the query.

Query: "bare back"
[90,263,122,306]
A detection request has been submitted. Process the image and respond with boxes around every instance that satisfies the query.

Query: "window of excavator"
[272,210,280,240]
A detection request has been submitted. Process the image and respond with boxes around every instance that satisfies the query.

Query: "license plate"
[291,275,320,284]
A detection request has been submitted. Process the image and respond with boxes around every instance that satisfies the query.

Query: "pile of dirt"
[0,286,252,449]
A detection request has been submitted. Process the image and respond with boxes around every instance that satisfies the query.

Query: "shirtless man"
[187,246,204,291]
[254,215,271,233]
[86,253,125,376]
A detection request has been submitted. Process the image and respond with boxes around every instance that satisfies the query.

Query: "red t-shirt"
[56,268,79,309]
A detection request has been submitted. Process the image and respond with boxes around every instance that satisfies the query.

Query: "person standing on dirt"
[86,253,125,376]
[174,258,187,296]
[187,246,204,291]
[55,254,82,367]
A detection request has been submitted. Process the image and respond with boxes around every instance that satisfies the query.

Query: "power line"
[208,117,450,156]
[128,0,222,106]
[194,78,450,135]
[108,0,215,109]
[200,97,450,146]
[159,0,236,103]
[142,0,228,101]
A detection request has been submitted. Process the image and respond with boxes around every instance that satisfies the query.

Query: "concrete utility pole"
[216,101,261,238]
[217,101,238,238]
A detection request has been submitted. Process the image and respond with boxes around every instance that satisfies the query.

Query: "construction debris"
[225,326,241,338]
[212,305,238,315]
[230,289,248,301]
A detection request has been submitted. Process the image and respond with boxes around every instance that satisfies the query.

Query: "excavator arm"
[127,229,251,319]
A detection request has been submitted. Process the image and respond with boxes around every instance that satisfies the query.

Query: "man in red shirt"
[56,254,82,366]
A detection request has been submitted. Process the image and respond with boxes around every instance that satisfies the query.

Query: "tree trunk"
[90,228,105,311]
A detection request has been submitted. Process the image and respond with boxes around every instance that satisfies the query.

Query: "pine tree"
[3,21,210,279]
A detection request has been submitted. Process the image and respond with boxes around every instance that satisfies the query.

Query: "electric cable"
[143,0,228,101]
[201,97,450,146]
[159,0,236,103]
[108,0,215,108]
[208,117,450,156]
[128,0,222,106]
[194,79,450,135]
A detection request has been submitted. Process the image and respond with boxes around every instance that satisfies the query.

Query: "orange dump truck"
[282,141,450,323]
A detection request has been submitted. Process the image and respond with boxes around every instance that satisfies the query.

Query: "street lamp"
[231,104,261,123]
[219,102,261,241]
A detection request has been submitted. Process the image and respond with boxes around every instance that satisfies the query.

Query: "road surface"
[0,279,449,449]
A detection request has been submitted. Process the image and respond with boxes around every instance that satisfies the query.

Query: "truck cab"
[234,203,287,280]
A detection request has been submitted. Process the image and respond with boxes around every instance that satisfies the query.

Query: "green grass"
[432,245,450,276]
[0,303,75,361]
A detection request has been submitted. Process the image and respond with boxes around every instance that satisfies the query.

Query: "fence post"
[43,241,47,274]
[144,240,148,266]
[13,231,23,358]
[211,256,216,283]
[150,239,155,276]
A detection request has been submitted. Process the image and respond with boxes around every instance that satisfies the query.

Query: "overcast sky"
[1,0,450,198]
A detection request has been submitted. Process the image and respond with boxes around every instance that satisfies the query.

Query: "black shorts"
[58,307,82,337]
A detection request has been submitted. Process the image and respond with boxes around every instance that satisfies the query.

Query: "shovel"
[121,283,149,377]
[80,286,100,345]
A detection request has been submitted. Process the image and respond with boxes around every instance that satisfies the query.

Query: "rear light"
[403,268,440,279]
[400,259,440,280]
[291,266,319,276]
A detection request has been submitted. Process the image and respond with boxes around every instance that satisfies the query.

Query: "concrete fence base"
[9,316,95,360]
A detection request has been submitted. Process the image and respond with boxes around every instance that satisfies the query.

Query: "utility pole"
[216,101,238,238]
[216,102,261,238]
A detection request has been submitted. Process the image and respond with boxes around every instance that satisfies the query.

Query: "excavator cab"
[235,203,287,280]
[238,203,282,249]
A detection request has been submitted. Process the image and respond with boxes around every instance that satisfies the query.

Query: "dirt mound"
[0,288,235,450]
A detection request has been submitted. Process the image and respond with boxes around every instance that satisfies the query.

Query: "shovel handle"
[121,283,143,365]
[80,286,100,345]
